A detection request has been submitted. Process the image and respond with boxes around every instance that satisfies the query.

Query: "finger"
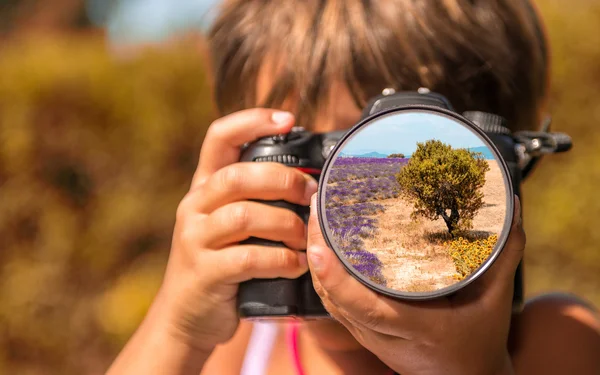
[308,269,373,341]
[310,275,350,325]
[192,109,296,188]
[194,162,318,213]
[206,244,309,284]
[306,194,405,334]
[309,262,384,344]
[202,201,307,250]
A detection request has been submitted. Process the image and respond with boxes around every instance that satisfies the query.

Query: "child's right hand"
[153,109,317,353]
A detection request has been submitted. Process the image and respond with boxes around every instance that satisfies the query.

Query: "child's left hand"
[306,194,525,375]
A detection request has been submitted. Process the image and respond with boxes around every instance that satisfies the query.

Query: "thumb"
[305,192,363,303]
[306,193,331,276]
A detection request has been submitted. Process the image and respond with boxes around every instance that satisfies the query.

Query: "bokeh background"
[0,1,599,374]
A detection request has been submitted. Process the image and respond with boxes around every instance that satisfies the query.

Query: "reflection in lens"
[322,111,510,296]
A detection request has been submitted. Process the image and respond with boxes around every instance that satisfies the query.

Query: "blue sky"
[341,112,488,155]
[101,0,220,44]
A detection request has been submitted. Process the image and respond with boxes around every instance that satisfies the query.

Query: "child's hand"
[306,194,525,375]
[153,109,316,353]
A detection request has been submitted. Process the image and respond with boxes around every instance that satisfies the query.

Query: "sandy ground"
[362,160,507,292]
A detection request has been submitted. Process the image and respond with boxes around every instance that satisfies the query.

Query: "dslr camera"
[238,88,571,320]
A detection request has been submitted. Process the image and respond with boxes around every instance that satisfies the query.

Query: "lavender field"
[325,157,408,287]
[325,156,505,292]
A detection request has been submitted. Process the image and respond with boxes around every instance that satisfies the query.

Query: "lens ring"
[317,105,515,300]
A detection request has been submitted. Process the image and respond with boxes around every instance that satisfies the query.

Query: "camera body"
[238,89,565,319]
[238,129,346,318]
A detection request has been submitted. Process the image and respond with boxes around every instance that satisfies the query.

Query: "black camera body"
[238,89,570,319]
[238,129,345,318]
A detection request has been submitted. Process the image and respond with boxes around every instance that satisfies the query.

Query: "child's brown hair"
[208,0,548,132]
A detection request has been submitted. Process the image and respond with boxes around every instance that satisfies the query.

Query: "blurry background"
[0,0,599,374]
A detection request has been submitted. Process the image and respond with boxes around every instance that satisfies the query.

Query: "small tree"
[387,153,405,158]
[396,140,489,235]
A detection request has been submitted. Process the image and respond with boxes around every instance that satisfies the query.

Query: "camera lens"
[317,107,514,300]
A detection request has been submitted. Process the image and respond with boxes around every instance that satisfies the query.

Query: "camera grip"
[237,200,308,319]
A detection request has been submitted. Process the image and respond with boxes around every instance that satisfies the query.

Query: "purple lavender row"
[352,260,387,285]
[328,223,387,286]
[321,158,410,287]
[328,158,408,182]
[328,164,407,182]
[326,204,386,286]
[327,175,398,194]
[333,157,409,166]
[326,202,385,218]
[326,176,399,207]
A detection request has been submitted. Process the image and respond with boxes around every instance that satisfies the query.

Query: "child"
[107,1,600,374]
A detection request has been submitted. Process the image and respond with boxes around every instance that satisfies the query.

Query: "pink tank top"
[239,322,397,375]
[240,322,279,375]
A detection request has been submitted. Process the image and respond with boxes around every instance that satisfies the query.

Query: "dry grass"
[363,160,507,292]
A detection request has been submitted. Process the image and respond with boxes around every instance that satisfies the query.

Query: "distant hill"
[338,151,389,158]
[338,147,493,159]
[340,151,410,158]
[339,149,402,158]
[352,151,389,158]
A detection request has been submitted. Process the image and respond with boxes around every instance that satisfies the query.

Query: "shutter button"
[286,126,305,141]
[273,126,305,142]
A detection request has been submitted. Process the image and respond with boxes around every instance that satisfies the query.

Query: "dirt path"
[363,197,459,292]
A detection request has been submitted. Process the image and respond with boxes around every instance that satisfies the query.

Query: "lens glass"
[318,109,513,298]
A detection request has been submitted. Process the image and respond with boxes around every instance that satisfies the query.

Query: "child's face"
[254,62,546,350]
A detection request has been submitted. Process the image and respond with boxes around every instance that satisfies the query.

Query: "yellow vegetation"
[445,235,498,279]
[0,35,214,374]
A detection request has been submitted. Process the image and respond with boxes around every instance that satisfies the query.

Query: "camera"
[237,89,572,320]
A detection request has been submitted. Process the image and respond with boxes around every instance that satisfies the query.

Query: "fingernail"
[271,111,294,126]
[304,176,318,204]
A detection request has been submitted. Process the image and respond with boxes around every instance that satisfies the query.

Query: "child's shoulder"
[509,293,600,372]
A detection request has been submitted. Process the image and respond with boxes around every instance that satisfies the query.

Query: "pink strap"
[286,323,396,375]
[287,323,306,375]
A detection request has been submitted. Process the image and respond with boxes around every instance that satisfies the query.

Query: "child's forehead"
[256,56,363,132]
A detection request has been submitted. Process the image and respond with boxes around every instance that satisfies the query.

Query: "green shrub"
[387,153,405,158]
[396,139,489,234]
